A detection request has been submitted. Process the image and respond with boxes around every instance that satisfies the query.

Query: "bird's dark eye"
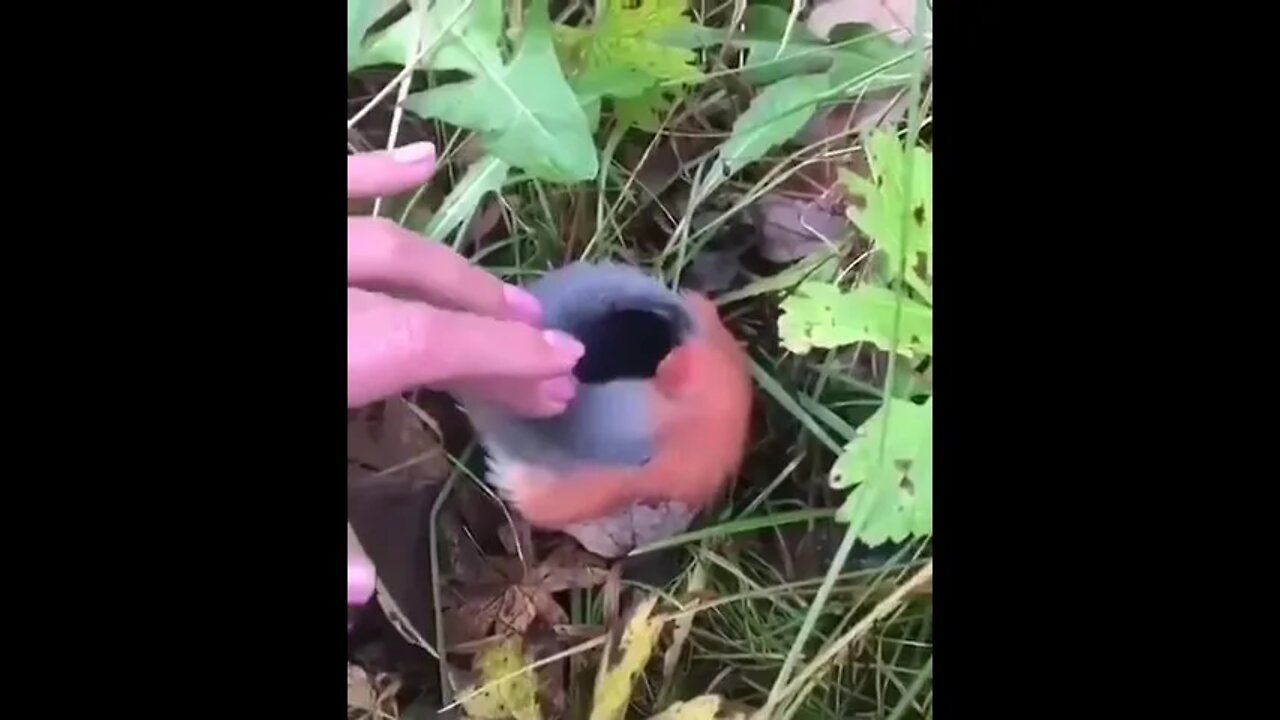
[570,308,679,384]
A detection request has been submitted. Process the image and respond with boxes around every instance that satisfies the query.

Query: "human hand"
[347,142,584,415]
[347,143,584,614]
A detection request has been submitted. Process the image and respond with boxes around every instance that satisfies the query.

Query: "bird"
[456,262,753,557]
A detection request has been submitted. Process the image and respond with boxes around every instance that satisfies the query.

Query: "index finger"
[348,142,437,198]
[349,215,543,324]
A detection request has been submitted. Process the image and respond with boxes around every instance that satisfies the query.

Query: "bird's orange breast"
[507,293,753,530]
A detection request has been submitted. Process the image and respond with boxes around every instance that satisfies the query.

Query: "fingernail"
[543,330,585,364]
[503,284,543,325]
[540,375,577,404]
[391,141,435,164]
[348,557,376,605]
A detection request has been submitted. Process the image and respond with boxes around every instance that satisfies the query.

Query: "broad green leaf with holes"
[841,131,932,290]
[777,281,932,358]
[591,595,665,720]
[404,0,598,183]
[425,154,509,241]
[832,397,932,546]
[718,73,830,176]
[458,636,542,720]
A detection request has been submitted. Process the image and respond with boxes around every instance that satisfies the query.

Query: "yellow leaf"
[459,636,542,720]
[645,694,747,720]
[590,595,667,720]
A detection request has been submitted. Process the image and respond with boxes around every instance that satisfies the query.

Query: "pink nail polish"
[390,141,435,164]
[348,558,376,605]
[503,284,543,325]
[543,330,585,364]
[541,376,577,404]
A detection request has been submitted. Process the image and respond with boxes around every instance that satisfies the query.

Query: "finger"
[348,216,543,325]
[348,555,375,606]
[347,142,437,198]
[450,374,579,418]
[348,289,584,408]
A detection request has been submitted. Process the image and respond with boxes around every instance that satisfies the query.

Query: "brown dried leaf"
[348,399,449,489]
[446,541,612,647]
[495,587,540,635]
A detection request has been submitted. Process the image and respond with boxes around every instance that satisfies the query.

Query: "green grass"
[348,0,933,718]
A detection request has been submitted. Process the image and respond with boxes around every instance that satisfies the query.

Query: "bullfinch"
[457,262,753,557]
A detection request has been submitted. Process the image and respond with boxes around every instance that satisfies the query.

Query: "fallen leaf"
[348,664,403,718]
[348,399,452,648]
[458,636,543,720]
[590,595,666,720]
[348,399,449,490]
[564,500,697,558]
[443,542,611,646]
[644,694,749,720]
[752,195,848,263]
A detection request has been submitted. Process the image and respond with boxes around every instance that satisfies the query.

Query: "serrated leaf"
[777,281,931,357]
[404,0,598,183]
[591,595,666,720]
[718,73,830,176]
[589,0,705,84]
[425,154,510,241]
[645,694,747,720]
[356,0,503,73]
[458,636,543,720]
[841,131,932,288]
[566,0,706,130]
[832,397,931,546]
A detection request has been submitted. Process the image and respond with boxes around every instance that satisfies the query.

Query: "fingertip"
[347,144,437,198]
[390,141,435,165]
[348,557,376,605]
[502,284,543,325]
[542,329,586,365]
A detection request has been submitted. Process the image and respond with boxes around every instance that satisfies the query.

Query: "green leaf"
[840,131,932,288]
[573,65,654,103]
[825,23,916,91]
[832,397,932,546]
[737,5,832,85]
[567,0,707,130]
[589,0,705,85]
[358,0,503,74]
[425,154,510,241]
[348,0,402,70]
[777,281,932,358]
[404,0,599,183]
[718,73,829,176]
